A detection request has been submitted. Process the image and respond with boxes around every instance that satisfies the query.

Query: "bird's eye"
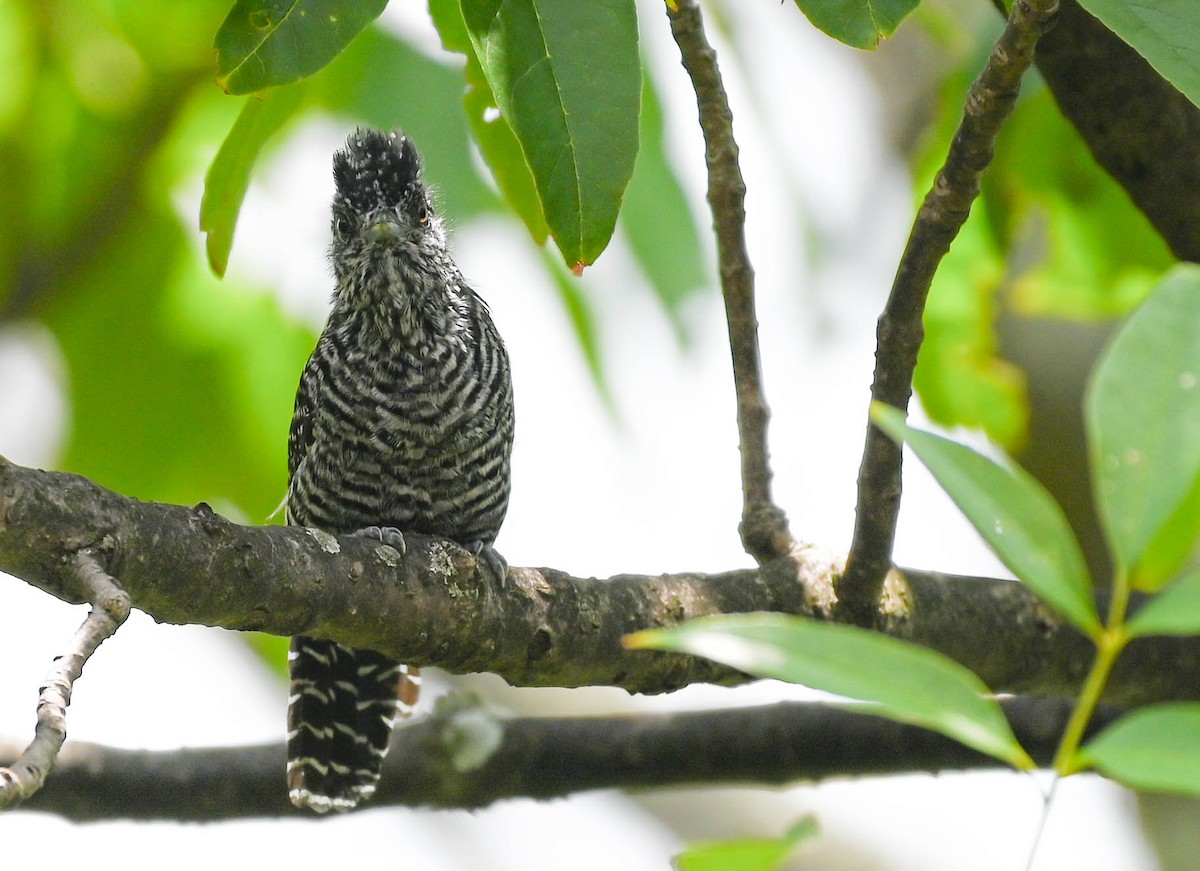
[333,215,349,236]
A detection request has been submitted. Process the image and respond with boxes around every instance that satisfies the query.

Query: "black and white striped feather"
[285,128,514,813]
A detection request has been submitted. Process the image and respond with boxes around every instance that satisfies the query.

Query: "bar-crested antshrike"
[284,129,514,813]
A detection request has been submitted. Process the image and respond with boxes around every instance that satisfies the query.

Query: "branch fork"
[841,0,1061,620]
[0,550,129,809]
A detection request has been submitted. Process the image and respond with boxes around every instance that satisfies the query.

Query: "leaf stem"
[1052,571,1132,774]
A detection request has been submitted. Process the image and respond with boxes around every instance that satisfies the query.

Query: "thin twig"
[666,0,793,564]
[0,551,129,810]
[4,696,1118,820]
[840,0,1060,622]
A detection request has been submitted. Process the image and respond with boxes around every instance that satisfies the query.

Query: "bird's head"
[328,129,450,311]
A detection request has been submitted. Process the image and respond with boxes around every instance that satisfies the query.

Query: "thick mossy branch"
[4,456,1200,703]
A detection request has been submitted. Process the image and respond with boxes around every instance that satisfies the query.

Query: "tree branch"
[6,456,1200,706]
[4,695,1120,820]
[666,0,793,564]
[0,551,129,809]
[841,0,1060,621]
[4,691,1118,820]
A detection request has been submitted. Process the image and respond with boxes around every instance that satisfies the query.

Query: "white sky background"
[0,0,1165,868]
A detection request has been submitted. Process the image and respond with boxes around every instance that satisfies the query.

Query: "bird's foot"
[468,541,508,586]
[354,525,407,555]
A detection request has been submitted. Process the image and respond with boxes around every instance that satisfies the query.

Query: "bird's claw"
[353,525,407,555]
[469,541,508,586]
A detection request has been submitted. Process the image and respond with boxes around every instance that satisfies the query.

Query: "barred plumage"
[285,128,514,813]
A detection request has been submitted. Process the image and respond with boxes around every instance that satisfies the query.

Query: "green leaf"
[461,59,550,244]
[214,0,387,95]
[462,0,641,270]
[429,0,472,52]
[243,632,290,678]
[429,0,547,238]
[1126,570,1200,638]
[430,0,549,243]
[1086,266,1200,589]
[674,819,818,871]
[1081,703,1200,795]
[872,404,1100,636]
[1076,0,1200,110]
[626,613,1035,770]
[792,0,920,50]
[200,85,304,277]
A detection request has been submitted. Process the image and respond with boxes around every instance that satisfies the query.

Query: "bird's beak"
[368,218,402,241]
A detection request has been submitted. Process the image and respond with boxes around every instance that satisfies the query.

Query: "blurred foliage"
[0,0,706,528]
[673,818,817,871]
[911,35,1175,450]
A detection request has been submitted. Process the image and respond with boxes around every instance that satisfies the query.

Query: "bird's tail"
[286,636,420,812]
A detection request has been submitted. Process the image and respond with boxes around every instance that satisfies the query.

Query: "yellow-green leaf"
[627,613,1034,770]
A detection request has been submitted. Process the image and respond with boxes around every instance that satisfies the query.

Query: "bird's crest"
[333,128,423,213]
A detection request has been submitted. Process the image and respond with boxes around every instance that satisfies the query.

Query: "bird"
[283,128,514,813]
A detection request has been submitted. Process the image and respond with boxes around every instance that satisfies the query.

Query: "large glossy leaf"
[201,85,304,277]
[626,613,1035,770]
[1081,703,1200,794]
[674,819,817,871]
[873,404,1100,636]
[792,0,920,50]
[1077,0,1200,110]
[429,0,548,243]
[1086,267,1200,589]
[461,59,549,244]
[215,0,387,94]
[1126,570,1200,638]
[434,0,704,329]
[461,0,640,270]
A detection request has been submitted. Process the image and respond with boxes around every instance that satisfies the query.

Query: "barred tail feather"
[286,636,419,812]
